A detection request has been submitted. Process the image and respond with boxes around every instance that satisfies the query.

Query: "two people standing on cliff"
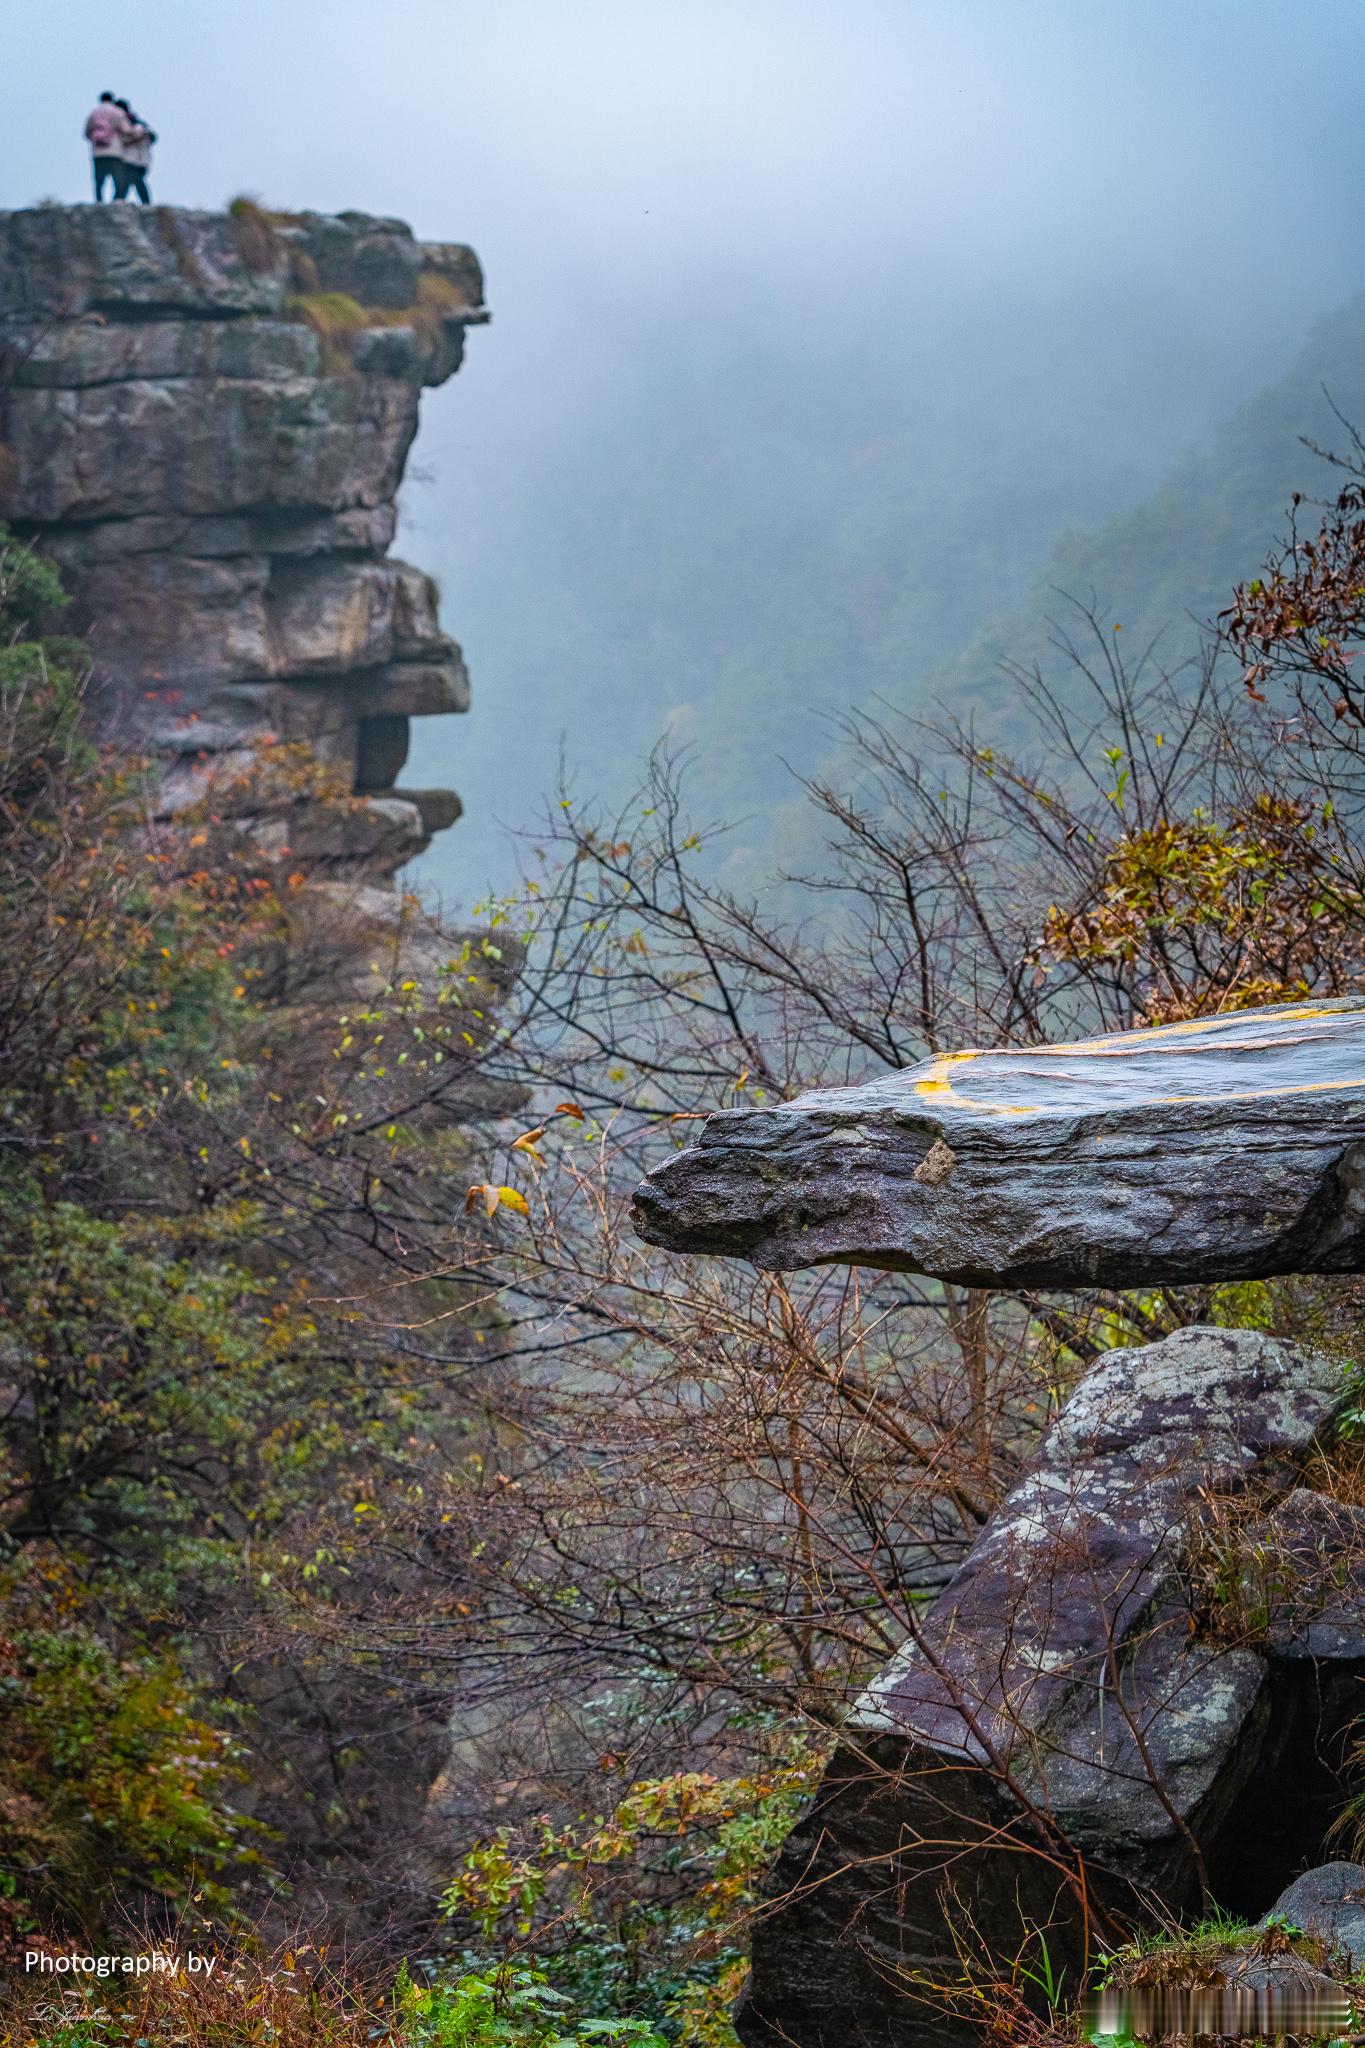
[84,93,157,204]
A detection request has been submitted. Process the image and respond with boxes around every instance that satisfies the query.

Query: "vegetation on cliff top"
[224,194,473,376]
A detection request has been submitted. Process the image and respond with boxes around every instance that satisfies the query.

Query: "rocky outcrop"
[740,1327,1364,2048]
[0,203,486,875]
[633,999,1365,1287]
[632,985,1365,2040]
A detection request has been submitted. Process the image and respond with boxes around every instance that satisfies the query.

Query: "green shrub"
[438,1749,821,2044]
[394,1964,667,2047]
[0,1568,249,1939]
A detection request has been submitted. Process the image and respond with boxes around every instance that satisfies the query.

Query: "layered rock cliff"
[0,201,486,874]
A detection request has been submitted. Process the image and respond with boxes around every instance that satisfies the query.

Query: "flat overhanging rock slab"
[631,999,1365,1287]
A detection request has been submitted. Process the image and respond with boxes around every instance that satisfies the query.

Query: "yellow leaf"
[497,1186,530,1216]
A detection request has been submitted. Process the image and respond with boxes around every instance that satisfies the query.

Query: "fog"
[8,1,1365,900]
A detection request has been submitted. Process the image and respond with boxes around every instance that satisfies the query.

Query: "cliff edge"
[0,201,487,874]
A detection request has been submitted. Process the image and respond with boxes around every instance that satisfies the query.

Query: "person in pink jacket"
[84,94,129,202]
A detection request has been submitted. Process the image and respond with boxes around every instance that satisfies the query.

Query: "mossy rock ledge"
[633,998,1365,1287]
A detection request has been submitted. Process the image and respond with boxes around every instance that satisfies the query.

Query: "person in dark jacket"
[83,93,128,201]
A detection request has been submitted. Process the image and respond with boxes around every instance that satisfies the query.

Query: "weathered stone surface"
[395,787,463,835]
[356,654,471,718]
[740,1328,1364,2048]
[856,1328,1340,1752]
[127,662,468,815]
[2,371,420,522]
[135,679,359,764]
[1261,1862,1365,1971]
[84,552,274,698]
[31,534,444,710]
[634,1000,1365,1288]
[280,210,423,309]
[38,504,397,563]
[0,204,486,876]
[419,240,487,312]
[0,205,287,317]
[0,205,484,327]
[265,557,440,677]
[248,794,428,868]
[351,325,424,378]
[11,316,323,388]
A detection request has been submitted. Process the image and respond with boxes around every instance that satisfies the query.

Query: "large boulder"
[740,1327,1365,2048]
[633,1000,1365,1288]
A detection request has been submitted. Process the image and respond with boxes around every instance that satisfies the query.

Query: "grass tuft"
[227,195,283,275]
[283,291,370,341]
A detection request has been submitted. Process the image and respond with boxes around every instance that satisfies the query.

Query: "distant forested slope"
[908,291,1365,753]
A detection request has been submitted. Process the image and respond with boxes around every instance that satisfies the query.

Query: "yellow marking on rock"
[910,1067,1365,1117]
[900,1004,1365,1118]
[1146,1073,1365,1107]
[954,1004,1346,1061]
